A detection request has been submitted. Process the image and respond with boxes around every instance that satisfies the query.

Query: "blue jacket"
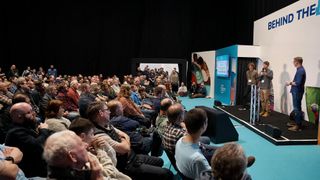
[290,66,306,93]
[110,115,140,132]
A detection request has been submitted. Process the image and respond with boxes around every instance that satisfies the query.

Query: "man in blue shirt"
[47,65,57,78]
[287,57,306,131]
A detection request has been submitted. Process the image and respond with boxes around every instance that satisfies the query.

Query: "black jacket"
[5,124,52,177]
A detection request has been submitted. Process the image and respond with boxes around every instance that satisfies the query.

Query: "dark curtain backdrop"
[236,58,258,105]
[0,0,298,77]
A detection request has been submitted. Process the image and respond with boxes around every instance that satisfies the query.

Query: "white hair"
[70,80,79,87]
[43,130,79,166]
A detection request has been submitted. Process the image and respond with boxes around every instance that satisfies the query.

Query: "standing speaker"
[196,106,239,143]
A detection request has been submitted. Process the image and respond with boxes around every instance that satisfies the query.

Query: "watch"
[5,156,14,163]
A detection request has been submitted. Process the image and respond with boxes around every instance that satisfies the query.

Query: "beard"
[22,117,37,129]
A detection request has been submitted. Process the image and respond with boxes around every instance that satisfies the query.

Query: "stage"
[215,105,318,145]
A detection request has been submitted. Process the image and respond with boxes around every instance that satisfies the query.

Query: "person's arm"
[0,160,19,180]
[266,70,273,80]
[292,70,304,86]
[5,125,51,157]
[91,149,117,178]
[95,133,130,155]
[115,128,130,142]
[2,146,23,163]
[193,155,211,179]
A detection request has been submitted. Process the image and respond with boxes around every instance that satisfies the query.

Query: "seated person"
[190,82,207,98]
[130,85,141,106]
[162,103,186,155]
[162,104,212,156]
[5,102,52,178]
[177,82,188,97]
[86,101,173,180]
[190,82,197,95]
[69,118,131,180]
[107,100,153,155]
[199,143,252,180]
[155,98,173,138]
[175,108,212,179]
[117,84,151,127]
[108,100,140,131]
[43,130,105,180]
[175,109,255,179]
[45,100,71,132]
[0,144,27,179]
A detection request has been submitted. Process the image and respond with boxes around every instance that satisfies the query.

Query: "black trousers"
[125,154,173,180]
[241,85,252,108]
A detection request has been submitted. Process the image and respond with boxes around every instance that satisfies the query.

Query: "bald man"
[162,103,186,154]
[5,102,52,178]
[155,98,173,138]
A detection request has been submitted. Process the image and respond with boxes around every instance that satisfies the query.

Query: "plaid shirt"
[118,96,144,118]
[162,123,186,154]
[0,92,12,107]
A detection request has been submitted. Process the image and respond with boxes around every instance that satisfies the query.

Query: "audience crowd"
[0,64,253,180]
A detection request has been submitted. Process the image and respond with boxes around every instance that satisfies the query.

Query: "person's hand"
[88,155,104,180]
[91,137,108,149]
[38,123,48,129]
[285,81,290,86]
[3,147,23,163]
[120,133,130,142]
[63,111,69,117]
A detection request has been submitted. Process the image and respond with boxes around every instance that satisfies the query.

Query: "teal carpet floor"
[161,97,320,180]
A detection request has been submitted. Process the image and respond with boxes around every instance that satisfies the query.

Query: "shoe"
[259,111,265,116]
[288,125,302,132]
[286,122,296,127]
[247,156,255,167]
[262,112,269,117]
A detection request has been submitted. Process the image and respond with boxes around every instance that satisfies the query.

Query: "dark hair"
[107,100,122,117]
[69,117,95,135]
[294,57,303,64]
[154,86,164,96]
[263,61,270,66]
[87,101,105,122]
[184,108,207,134]
[167,103,184,124]
[12,93,30,104]
[197,56,204,65]
[160,98,173,111]
[46,100,63,118]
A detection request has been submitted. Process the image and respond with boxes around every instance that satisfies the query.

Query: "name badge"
[261,80,265,83]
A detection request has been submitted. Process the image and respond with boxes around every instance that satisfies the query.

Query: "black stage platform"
[215,105,318,145]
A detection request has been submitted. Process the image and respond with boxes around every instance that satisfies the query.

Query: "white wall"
[254,0,320,117]
[238,45,260,58]
[192,50,216,98]
[139,63,179,73]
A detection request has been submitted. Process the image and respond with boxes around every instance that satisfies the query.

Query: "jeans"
[292,92,303,125]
